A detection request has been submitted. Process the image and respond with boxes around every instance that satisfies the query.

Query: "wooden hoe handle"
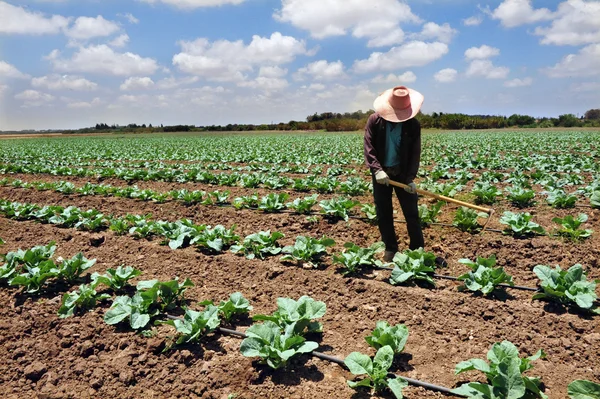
[388,179,493,214]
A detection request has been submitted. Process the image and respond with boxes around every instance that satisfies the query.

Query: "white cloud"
[274,0,421,47]
[464,45,500,60]
[372,71,417,84]
[109,34,130,48]
[65,16,120,40]
[137,0,245,9]
[305,83,325,91]
[258,66,288,78]
[155,76,200,89]
[466,59,510,79]
[411,22,457,44]
[48,45,159,76]
[173,33,310,82]
[0,84,8,96]
[67,97,102,109]
[31,74,98,91]
[353,41,448,73]
[118,13,140,24]
[238,77,289,91]
[463,15,483,26]
[0,61,30,79]
[504,77,533,87]
[533,0,600,46]
[120,77,155,90]
[544,43,600,78]
[434,68,458,83]
[570,81,600,93]
[14,90,55,107]
[491,0,553,28]
[294,60,346,81]
[0,1,70,35]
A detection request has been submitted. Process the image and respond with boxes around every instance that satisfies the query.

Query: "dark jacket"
[363,113,421,184]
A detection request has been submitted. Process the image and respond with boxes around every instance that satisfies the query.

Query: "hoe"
[388,179,495,233]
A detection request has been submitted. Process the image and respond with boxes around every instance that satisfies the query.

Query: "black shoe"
[434,256,448,267]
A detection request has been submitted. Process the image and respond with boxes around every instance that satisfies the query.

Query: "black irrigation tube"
[376,265,540,292]
[164,315,460,397]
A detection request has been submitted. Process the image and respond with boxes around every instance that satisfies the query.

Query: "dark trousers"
[372,175,424,252]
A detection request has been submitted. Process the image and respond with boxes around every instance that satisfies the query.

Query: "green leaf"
[344,352,373,376]
[456,359,491,375]
[387,377,408,399]
[492,357,525,399]
[568,380,600,399]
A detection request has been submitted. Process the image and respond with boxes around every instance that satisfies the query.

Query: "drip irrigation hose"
[377,265,540,292]
[164,315,460,397]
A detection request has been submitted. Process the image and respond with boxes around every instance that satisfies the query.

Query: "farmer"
[364,86,424,262]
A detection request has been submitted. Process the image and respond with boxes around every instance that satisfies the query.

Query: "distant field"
[0,130,599,398]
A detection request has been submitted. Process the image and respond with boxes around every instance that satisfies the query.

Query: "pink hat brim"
[373,87,424,123]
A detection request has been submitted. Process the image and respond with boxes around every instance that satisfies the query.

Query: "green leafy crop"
[55,252,96,283]
[452,340,547,399]
[58,283,110,318]
[344,346,408,399]
[332,242,384,276]
[365,321,409,355]
[418,201,444,227]
[253,295,326,335]
[453,207,488,233]
[92,265,142,291]
[568,380,600,399]
[472,182,501,205]
[230,231,284,260]
[533,264,599,314]
[505,186,536,208]
[319,197,360,221]
[500,212,546,238]
[199,292,252,322]
[280,236,335,268]
[552,214,593,241]
[160,306,221,349]
[545,189,577,209]
[259,193,289,213]
[240,321,318,369]
[458,255,514,295]
[286,194,319,214]
[388,248,438,286]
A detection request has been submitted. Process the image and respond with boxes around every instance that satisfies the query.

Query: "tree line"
[79,108,600,134]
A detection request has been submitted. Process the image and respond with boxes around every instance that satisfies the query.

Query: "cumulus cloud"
[120,77,155,90]
[533,0,600,46]
[137,0,245,9]
[504,77,533,87]
[274,0,420,47]
[434,68,458,83]
[371,71,417,84]
[258,66,288,78]
[466,59,510,79]
[67,97,102,109]
[464,45,500,60]
[155,76,200,90]
[411,22,457,44]
[109,34,130,48]
[0,1,70,35]
[463,15,483,26]
[294,60,346,81]
[65,16,121,40]
[47,45,159,76]
[238,77,289,91]
[0,61,30,79]
[31,74,98,91]
[544,43,600,78]
[118,13,140,24]
[173,32,310,82]
[14,90,55,107]
[353,41,448,73]
[490,0,554,28]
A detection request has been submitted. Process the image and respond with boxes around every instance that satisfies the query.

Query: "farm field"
[0,130,599,399]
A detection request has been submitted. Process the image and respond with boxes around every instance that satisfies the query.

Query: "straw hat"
[373,86,424,123]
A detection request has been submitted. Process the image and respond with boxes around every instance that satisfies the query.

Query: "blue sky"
[0,0,599,130]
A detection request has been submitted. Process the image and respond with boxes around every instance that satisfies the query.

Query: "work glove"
[375,170,389,186]
[405,182,417,194]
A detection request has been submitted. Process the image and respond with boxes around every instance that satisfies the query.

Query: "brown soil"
[0,180,599,398]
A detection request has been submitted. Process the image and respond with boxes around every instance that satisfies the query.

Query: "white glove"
[375,170,389,186]
[405,182,417,194]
